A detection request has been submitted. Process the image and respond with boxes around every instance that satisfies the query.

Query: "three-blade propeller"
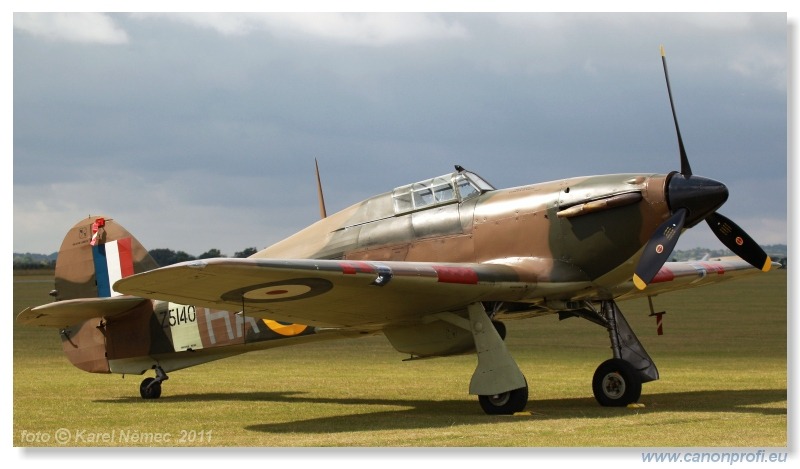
[633,47,771,290]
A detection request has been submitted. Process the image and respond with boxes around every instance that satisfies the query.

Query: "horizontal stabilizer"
[17,296,150,328]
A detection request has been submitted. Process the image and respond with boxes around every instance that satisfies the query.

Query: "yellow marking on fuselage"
[263,320,308,337]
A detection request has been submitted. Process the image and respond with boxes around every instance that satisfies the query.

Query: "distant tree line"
[13,247,259,270]
[13,252,56,270]
[669,244,788,266]
[148,247,258,266]
[13,244,788,269]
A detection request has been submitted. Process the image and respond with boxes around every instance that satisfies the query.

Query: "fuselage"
[254,170,672,290]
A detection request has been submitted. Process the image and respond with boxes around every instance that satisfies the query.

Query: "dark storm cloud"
[13,12,787,255]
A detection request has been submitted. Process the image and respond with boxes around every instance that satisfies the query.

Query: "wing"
[17,296,150,327]
[113,256,773,329]
[114,258,540,328]
[617,256,779,301]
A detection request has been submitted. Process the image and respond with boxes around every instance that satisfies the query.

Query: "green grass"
[12,270,787,447]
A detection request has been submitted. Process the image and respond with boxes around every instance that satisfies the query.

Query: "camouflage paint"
[35,216,339,375]
[256,171,671,288]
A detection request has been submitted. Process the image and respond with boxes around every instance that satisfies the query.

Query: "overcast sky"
[11,11,788,257]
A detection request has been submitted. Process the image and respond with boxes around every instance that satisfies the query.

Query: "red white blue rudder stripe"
[92,238,134,297]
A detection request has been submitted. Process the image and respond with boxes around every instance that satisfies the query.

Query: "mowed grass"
[13,270,787,447]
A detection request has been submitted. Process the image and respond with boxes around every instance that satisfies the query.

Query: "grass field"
[12,269,787,448]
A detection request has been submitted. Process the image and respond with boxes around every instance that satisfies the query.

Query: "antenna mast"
[315,158,327,219]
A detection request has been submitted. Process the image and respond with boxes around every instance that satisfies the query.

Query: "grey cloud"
[12,12,787,255]
[14,13,129,44]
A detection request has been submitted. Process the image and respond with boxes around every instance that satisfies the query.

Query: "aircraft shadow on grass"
[97,388,786,434]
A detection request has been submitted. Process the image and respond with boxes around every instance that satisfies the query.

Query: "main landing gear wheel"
[478,381,528,415]
[140,377,162,399]
[592,358,642,407]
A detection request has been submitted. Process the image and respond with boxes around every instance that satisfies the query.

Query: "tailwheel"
[478,381,528,415]
[140,377,162,399]
[592,358,642,406]
[139,365,168,399]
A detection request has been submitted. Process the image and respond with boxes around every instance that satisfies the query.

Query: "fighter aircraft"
[17,48,775,415]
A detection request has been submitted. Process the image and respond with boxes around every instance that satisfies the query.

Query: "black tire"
[492,320,507,340]
[478,383,528,415]
[140,377,162,399]
[592,358,642,407]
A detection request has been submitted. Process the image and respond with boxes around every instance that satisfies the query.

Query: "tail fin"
[54,216,159,301]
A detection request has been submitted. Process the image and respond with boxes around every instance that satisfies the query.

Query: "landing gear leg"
[591,300,658,406]
[140,365,169,399]
[467,303,528,415]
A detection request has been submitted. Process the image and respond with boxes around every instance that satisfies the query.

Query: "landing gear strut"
[566,300,658,406]
[591,300,656,406]
[467,303,528,415]
[432,303,527,414]
[140,365,169,399]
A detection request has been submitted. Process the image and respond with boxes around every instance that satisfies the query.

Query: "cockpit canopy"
[392,168,494,215]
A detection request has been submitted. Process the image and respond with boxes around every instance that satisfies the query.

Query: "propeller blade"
[661,45,692,177]
[706,212,772,272]
[633,208,687,290]
[644,48,771,288]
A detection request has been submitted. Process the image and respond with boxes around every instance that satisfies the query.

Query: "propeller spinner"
[632,47,771,290]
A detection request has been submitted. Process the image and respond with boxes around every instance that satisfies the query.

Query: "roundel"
[243,284,311,300]
[221,277,333,303]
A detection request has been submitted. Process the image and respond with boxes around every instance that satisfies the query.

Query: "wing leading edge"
[618,256,779,301]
